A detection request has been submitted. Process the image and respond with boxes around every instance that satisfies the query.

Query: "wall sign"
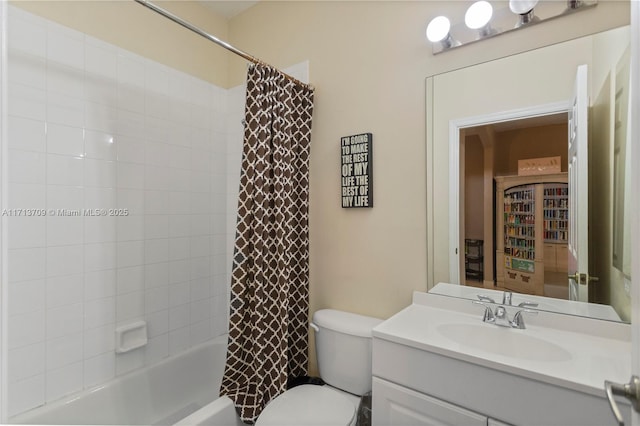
[341,133,373,208]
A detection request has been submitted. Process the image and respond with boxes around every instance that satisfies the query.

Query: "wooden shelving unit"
[495,173,568,295]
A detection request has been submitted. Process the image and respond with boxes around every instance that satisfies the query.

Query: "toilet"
[255,309,383,426]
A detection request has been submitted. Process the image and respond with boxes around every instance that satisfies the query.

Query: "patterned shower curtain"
[220,63,315,424]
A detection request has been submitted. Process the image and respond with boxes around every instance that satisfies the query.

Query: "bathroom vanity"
[371,290,631,425]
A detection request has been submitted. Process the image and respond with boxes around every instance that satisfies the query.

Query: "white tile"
[116,266,144,295]
[145,141,170,167]
[190,257,211,280]
[145,239,169,264]
[46,215,83,246]
[169,191,190,215]
[46,362,83,403]
[9,149,46,184]
[117,215,145,241]
[85,102,118,133]
[168,145,191,170]
[144,190,169,215]
[169,305,189,331]
[8,115,46,152]
[47,93,84,128]
[169,327,190,356]
[144,215,169,239]
[169,100,191,127]
[144,262,169,288]
[8,342,46,383]
[145,287,169,314]
[7,52,46,90]
[46,332,83,370]
[46,123,84,156]
[84,130,116,160]
[8,279,45,316]
[190,236,210,258]
[47,154,84,186]
[117,240,144,268]
[8,309,45,349]
[8,248,46,283]
[84,242,117,272]
[145,165,170,191]
[47,185,84,210]
[47,62,84,99]
[117,52,146,88]
[46,274,83,309]
[190,299,211,324]
[85,269,116,301]
[168,71,191,102]
[85,187,116,210]
[116,291,144,323]
[46,245,83,277]
[117,189,144,215]
[84,297,115,330]
[118,85,145,114]
[84,352,115,389]
[190,278,211,302]
[8,374,45,418]
[169,215,190,238]
[84,158,116,188]
[85,74,118,106]
[190,320,212,346]
[118,110,146,139]
[190,171,210,193]
[145,62,169,96]
[169,260,190,284]
[168,168,191,192]
[8,10,46,56]
[145,334,169,366]
[146,93,170,120]
[46,303,83,339]
[145,117,169,143]
[115,346,144,376]
[167,123,190,147]
[169,237,189,261]
[169,282,190,308]
[9,183,46,210]
[47,23,84,69]
[116,136,145,164]
[85,38,117,80]
[146,309,169,338]
[8,216,46,249]
[84,324,115,358]
[190,193,211,214]
[117,162,145,189]
[84,216,117,243]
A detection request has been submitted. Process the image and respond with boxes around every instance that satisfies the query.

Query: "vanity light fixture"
[426,0,597,54]
[465,1,495,38]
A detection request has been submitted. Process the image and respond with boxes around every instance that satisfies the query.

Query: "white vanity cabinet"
[371,293,632,426]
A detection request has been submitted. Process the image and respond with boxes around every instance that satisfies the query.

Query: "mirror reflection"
[426,25,631,322]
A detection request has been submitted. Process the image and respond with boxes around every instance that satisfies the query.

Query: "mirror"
[426,25,631,322]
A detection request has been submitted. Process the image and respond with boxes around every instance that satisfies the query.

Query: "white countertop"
[372,292,631,398]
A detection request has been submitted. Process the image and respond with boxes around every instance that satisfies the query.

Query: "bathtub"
[10,334,243,426]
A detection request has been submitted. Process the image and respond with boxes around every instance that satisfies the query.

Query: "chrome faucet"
[473,300,538,329]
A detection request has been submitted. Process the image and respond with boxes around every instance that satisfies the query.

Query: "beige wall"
[464,136,484,241]
[11,0,230,87]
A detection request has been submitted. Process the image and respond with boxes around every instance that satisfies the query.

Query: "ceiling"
[199,0,259,19]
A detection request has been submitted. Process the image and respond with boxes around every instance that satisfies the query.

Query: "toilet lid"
[256,385,356,426]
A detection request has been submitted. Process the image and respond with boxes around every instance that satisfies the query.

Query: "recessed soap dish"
[116,321,148,354]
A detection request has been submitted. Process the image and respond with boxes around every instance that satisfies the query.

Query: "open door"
[567,64,594,301]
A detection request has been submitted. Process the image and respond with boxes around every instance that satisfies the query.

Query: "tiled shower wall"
[6,6,230,417]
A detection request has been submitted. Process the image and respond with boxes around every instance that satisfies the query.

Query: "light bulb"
[426,16,451,43]
[509,0,539,15]
[465,1,493,30]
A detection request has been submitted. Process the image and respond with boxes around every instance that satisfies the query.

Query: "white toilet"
[255,309,383,426]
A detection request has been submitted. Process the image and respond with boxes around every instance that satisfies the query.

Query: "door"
[567,64,591,302]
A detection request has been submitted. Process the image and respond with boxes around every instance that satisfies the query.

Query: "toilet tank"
[312,309,383,396]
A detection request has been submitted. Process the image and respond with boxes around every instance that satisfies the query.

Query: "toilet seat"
[255,385,356,426]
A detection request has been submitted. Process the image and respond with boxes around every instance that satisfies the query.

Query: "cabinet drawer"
[504,269,535,294]
[556,244,568,271]
[544,244,557,271]
[372,377,486,426]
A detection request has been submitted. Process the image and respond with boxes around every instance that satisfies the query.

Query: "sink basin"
[437,323,573,362]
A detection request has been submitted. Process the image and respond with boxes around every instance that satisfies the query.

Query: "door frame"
[449,101,571,284]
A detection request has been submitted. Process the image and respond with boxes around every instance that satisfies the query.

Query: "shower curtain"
[220,63,315,424]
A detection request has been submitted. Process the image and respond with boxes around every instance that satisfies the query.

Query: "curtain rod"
[133,0,312,90]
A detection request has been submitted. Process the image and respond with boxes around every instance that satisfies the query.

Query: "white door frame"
[449,101,571,284]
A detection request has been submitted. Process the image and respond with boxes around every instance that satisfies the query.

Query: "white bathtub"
[10,334,243,426]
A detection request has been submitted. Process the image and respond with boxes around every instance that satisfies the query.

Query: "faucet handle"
[472,301,496,323]
[512,309,538,329]
[477,294,496,304]
[502,291,513,305]
[517,301,539,308]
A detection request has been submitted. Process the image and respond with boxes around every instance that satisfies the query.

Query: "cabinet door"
[372,377,486,426]
[544,244,557,272]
